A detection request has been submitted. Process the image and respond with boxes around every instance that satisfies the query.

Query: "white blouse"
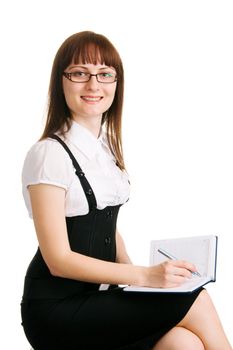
[22,121,130,218]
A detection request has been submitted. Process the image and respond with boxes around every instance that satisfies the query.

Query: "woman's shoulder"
[22,137,74,188]
[24,137,73,164]
[26,137,63,156]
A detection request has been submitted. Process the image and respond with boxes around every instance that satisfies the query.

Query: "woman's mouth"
[81,96,103,102]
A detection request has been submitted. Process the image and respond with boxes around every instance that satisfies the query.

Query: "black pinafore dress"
[21,136,203,350]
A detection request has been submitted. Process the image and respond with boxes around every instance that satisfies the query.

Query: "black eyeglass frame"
[63,72,117,84]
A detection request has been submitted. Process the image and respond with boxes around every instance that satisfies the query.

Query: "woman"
[21,31,232,350]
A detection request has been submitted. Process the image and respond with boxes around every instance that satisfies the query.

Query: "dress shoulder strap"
[50,134,97,211]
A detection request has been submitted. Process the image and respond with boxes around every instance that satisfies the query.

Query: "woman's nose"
[86,75,100,90]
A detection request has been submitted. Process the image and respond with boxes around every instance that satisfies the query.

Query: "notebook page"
[150,235,215,278]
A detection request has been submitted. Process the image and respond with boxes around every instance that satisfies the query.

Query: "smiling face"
[62,63,117,125]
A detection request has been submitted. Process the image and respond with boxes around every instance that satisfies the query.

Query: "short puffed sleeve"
[22,139,74,217]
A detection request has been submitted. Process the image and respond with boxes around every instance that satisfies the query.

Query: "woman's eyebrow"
[98,67,114,70]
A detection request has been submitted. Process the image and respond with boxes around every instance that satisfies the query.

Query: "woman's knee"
[196,288,215,308]
[178,289,212,327]
[152,326,205,350]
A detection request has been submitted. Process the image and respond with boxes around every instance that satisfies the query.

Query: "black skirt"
[21,286,203,350]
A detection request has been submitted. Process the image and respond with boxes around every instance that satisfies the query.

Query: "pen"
[158,248,201,277]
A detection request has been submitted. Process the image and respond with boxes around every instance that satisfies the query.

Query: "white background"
[0,0,232,348]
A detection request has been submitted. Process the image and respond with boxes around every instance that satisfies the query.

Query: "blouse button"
[104,237,111,245]
[76,170,85,177]
[86,189,93,195]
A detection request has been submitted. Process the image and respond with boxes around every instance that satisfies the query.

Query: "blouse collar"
[66,120,111,160]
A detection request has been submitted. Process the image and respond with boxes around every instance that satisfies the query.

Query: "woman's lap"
[21,287,203,350]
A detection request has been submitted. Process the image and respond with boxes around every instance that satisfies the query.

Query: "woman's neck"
[72,115,102,138]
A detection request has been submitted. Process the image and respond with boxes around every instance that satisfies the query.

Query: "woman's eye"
[72,71,87,77]
[100,73,114,77]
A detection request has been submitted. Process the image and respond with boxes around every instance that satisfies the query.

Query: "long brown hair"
[41,31,125,170]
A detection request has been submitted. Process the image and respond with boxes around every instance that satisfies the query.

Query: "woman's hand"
[144,260,197,288]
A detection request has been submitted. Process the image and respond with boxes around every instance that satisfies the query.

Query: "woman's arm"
[29,184,197,288]
[29,184,144,286]
[116,230,132,264]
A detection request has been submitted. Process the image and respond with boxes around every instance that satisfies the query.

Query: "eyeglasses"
[63,71,117,84]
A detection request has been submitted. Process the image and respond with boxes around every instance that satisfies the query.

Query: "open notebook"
[124,235,218,293]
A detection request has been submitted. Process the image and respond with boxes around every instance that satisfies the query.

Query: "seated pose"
[21,31,232,350]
